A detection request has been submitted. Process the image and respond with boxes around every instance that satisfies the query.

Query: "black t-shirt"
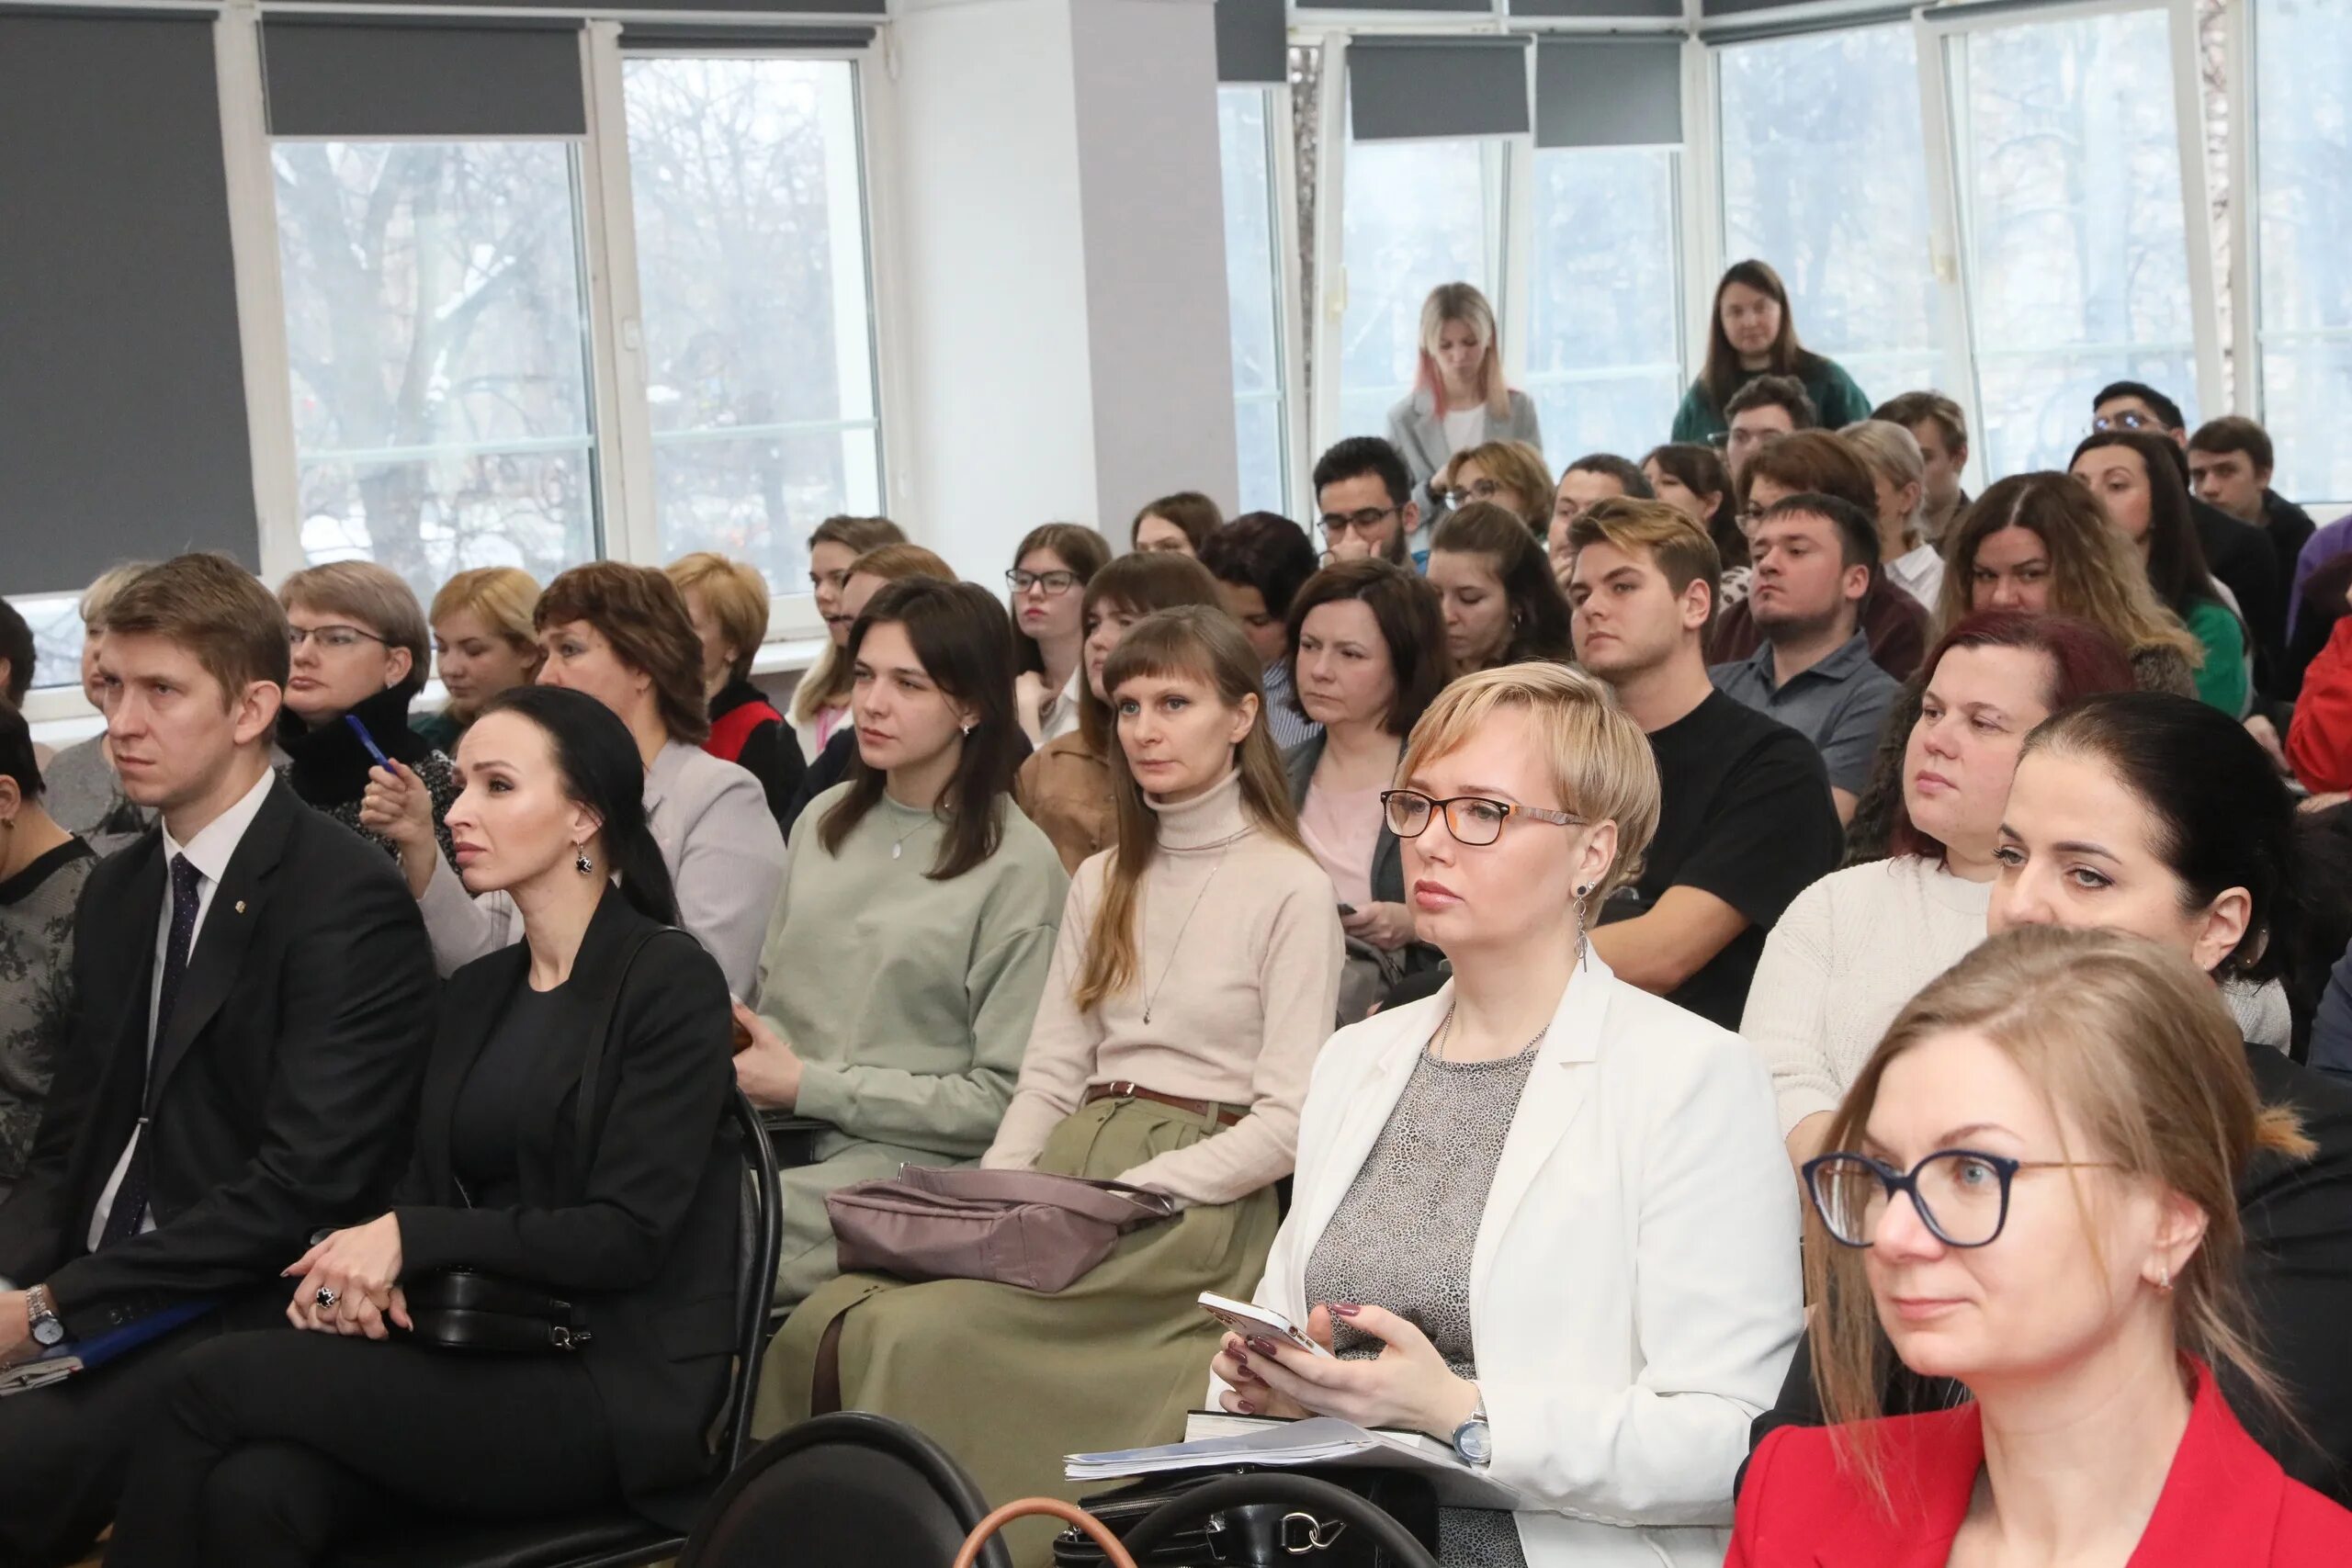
[451,981,582,1210]
[1597,690,1842,1030]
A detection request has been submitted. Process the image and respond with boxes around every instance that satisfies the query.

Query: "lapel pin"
[234,900,247,914]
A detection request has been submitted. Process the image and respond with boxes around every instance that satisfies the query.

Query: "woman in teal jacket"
[1671,260,1871,445]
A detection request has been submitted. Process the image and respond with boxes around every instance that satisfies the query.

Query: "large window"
[1945,6,2198,477]
[1219,85,1292,515]
[2251,0,2352,507]
[5,594,85,694]
[273,141,599,612]
[1523,147,1682,465]
[623,56,881,592]
[1718,25,1940,408]
[1337,137,1498,442]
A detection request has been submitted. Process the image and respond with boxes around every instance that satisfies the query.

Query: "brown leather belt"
[1084,1081,1245,1129]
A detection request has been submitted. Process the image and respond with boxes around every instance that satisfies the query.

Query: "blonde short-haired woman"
[1213,662,1802,1568]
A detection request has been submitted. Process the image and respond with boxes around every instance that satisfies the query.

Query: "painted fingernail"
[1246,1337,1279,1358]
[1235,1399,1256,1415]
[1233,1355,1250,1374]
[1329,1303,1363,1317]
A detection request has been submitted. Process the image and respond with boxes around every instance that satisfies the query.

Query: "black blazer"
[0,775,436,1329]
[1744,1042,2352,1506]
[393,889,740,1526]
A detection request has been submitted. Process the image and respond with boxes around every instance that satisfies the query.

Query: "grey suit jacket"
[417,739,786,997]
[1384,387,1545,555]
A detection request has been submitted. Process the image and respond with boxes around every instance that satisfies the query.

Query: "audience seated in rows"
[1748,612,2135,1162]
[1707,493,1900,823]
[1283,559,1453,1019]
[1011,523,1113,747]
[1673,260,1871,446]
[1750,694,2352,1514]
[1841,418,1945,611]
[763,608,1343,1560]
[1427,502,1575,673]
[1566,500,1843,1028]
[42,562,154,852]
[0,554,438,1567]
[1734,927,2352,1562]
[1317,435,1421,570]
[666,551,808,828]
[735,579,1068,1308]
[0,705,96,1205]
[365,561,786,998]
[413,565,541,754]
[276,561,459,868]
[1216,663,1802,1568]
[1545,453,1651,592]
[1871,389,1973,544]
[1846,473,2205,863]
[1130,491,1223,558]
[1433,438,1554,538]
[1641,443,1745,607]
[1387,283,1543,553]
[1199,512,1322,751]
[2071,428,2252,715]
[791,514,907,759]
[1016,552,1225,873]
[1708,430,1928,681]
[105,683,743,1564]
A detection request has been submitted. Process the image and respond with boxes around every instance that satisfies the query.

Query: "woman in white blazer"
[1212,663,1801,1568]
[365,563,786,997]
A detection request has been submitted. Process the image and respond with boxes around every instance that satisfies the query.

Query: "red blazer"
[1728,1361,2352,1566]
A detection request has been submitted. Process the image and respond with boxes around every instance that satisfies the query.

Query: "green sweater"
[2185,597,2252,716]
[751,784,1069,1158]
[1670,357,1874,446]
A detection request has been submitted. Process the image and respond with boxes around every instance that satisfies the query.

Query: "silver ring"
[314,1287,340,1309]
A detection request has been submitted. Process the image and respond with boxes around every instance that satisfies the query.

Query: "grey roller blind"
[1513,0,1684,17]
[1535,38,1683,148]
[1349,35,1532,141]
[1300,0,1492,11]
[619,22,879,50]
[263,19,587,138]
[1216,0,1287,85]
[292,0,884,10]
[0,11,257,588]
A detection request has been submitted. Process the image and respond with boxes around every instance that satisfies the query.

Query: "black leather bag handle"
[1121,1472,1442,1568]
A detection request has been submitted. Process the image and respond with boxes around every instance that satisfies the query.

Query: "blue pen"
[344,713,392,771]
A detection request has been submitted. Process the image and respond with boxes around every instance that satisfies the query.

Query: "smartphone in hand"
[1199,1292,1333,1358]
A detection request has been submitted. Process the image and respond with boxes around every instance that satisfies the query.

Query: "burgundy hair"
[1886,610,2139,862]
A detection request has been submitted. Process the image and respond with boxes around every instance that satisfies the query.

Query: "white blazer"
[1227,953,1801,1568]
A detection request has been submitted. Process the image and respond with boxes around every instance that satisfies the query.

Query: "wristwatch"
[1450,1393,1492,1470]
[25,1284,65,1349]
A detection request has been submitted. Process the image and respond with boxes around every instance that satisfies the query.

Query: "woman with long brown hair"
[1671,260,1871,447]
[759,605,1344,1553]
[1733,926,2352,1563]
[1427,502,1575,671]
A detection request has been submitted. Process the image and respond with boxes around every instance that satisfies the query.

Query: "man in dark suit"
[0,554,435,1567]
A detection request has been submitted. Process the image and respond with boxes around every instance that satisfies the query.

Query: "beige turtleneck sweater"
[984,771,1344,1208]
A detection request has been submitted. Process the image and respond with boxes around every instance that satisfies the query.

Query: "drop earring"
[2154,1264,2174,1294]
[575,845,594,876]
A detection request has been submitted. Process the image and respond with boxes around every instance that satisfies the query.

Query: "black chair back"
[723,1087,783,1469]
[677,1411,1010,1568]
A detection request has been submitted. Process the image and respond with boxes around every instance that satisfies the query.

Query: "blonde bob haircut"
[1397,662,1660,905]
[1839,419,1928,538]
[1437,439,1555,532]
[428,567,540,654]
[80,561,155,628]
[1072,605,1305,1011]
[279,559,432,700]
[664,552,772,684]
[1807,925,2312,1506]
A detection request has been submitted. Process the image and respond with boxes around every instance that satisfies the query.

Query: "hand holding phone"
[1200,1292,1332,1358]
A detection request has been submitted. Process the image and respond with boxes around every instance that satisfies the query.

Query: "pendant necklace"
[888,815,933,861]
[1138,840,1239,1024]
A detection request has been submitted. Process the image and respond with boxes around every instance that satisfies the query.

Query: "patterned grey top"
[1303,1030,1540,1568]
[0,840,96,1191]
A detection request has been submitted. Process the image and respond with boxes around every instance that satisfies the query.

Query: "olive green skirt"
[755,1097,1280,1566]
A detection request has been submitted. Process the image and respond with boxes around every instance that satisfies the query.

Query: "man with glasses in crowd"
[1312,436,1420,570]
[1722,375,1819,484]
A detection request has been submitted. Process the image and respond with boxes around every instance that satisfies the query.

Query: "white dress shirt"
[87,765,277,1249]
[1038,670,1083,744]
[1888,542,1945,615]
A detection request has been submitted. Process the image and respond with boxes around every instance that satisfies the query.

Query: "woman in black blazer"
[107,685,740,1567]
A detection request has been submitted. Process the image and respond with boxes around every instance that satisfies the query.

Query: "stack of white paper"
[1066,1415,1523,1510]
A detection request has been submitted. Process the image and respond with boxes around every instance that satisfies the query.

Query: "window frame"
[1217,78,1307,518]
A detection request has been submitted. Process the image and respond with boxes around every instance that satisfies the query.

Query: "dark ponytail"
[478,684,679,926]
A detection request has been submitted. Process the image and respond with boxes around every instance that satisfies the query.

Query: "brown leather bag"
[824,1166,1179,1294]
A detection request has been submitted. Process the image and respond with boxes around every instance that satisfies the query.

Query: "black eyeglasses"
[1318,505,1401,539]
[1803,1149,2115,1249]
[1380,789,1583,848]
[1441,479,1509,509]
[288,625,388,652]
[1006,569,1080,596]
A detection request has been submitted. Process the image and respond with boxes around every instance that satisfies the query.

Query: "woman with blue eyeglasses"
[1212,662,1801,1568]
[1732,926,2352,1565]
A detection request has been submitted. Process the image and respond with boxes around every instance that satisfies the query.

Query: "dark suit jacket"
[393,890,740,1526]
[1744,1042,2352,1506]
[2197,493,2286,675]
[0,775,436,1330]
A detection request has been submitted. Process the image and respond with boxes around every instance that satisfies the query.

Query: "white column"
[888,0,1239,583]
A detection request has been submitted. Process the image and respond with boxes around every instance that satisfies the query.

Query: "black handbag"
[1051,1470,1439,1568]
[404,926,677,1355]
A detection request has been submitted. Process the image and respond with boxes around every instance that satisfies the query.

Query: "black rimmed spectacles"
[1318,505,1402,539]
[1006,569,1080,596]
[1803,1149,2116,1250]
[1380,789,1583,848]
